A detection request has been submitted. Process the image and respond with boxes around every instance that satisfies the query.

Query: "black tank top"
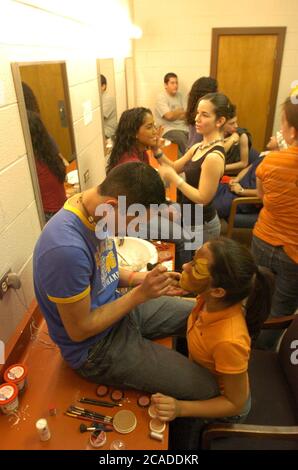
[181,145,225,225]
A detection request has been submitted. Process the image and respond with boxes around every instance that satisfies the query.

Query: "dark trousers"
[77,296,219,400]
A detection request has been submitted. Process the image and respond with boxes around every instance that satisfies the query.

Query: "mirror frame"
[11,61,78,228]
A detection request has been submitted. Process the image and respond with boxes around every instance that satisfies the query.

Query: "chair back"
[278,316,298,417]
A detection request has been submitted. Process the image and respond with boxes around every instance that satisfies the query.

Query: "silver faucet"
[118,237,125,247]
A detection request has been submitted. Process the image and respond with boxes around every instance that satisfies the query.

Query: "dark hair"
[283,96,298,130]
[164,73,177,84]
[22,82,40,114]
[99,162,166,208]
[106,107,152,173]
[225,103,237,121]
[100,74,107,87]
[200,93,236,125]
[27,111,66,183]
[208,237,274,338]
[186,77,218,125]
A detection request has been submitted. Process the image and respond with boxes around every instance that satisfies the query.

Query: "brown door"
[211,28,286,151]
[20,63,74,161]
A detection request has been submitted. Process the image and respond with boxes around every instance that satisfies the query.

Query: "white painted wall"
[0,0,132,343]
[132,0,298,133]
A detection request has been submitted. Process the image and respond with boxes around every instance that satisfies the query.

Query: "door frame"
[210,27,286,147]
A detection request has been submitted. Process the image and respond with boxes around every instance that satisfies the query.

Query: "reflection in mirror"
[12,62,79,226]
[97,59,118,155]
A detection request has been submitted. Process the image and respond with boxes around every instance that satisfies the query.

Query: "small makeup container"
[149,431,164,441]
[149,418,166,433]
[36,418,51,441]
[4,363,28,393]
[89,430,107,448]
[148,404,158,418]
[96,385,109,398]
[113,410,137,434]
[110,439,126,450]
[48,404,57,416]
[110,389,124,403]
[137,395,150,408]
[0,382,19,415]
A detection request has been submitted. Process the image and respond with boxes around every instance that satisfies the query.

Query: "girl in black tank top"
[181,144,225,226]
[154,92,234,243]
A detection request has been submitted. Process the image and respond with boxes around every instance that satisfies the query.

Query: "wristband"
[154,150,163,159]
[176,176,185,188]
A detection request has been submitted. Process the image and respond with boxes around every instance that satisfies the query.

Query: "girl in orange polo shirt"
[152,237,273,448]
[252,96,298,350]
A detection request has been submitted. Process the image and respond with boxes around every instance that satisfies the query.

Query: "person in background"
[100,74,117,140]
[106,107,192,270]
[185,77,218,148]
[22,81,40,114]
[213,156,264,220]
[152,237,273,449]
[223,107,252,174]
[214,129,288,221]
[155,93,232,245]
[27,110,66,221]
[34,162,218,400]
[106,107,153,172]
[22,82,69,166]
[260,129,288,156]
[155,73,189,156]
[252,96,298,350]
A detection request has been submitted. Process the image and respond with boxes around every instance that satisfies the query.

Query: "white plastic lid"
[36,418,47,430]
[0,383,18,403]
[8,365,24,380]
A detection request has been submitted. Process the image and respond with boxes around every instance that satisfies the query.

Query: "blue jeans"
[251,235,298,350]
[77,296,219,400]
[184,213,221,253]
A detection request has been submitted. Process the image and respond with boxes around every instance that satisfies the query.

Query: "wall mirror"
[11,61,79,227]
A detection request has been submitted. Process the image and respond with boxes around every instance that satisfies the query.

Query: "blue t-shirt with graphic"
[33,200,120,368]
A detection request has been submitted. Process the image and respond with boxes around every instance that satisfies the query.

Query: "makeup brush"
[79,423,113,433]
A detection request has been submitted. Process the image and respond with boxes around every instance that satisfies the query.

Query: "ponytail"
[208,238,275,339]
[245,266,275,338]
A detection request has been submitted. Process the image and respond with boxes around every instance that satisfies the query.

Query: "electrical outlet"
[0,270,11,300]
[84,169,90,183]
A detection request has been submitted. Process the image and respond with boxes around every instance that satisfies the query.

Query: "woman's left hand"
[151,393,180,421]
[230,182,244,195]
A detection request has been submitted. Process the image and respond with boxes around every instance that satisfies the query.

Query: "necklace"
[78,195,95,225]
[197,138,224,151]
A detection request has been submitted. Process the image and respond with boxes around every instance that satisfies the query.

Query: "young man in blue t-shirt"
[33,162,218,400]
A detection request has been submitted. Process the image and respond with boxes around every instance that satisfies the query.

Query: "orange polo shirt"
[253,147,298,263]
[187,297,251,393]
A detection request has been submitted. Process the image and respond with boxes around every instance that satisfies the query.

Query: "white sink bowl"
[114,237,158,272]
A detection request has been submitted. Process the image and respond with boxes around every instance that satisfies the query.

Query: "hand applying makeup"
[158,165,182,186]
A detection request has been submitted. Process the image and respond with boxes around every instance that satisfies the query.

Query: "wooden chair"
[201,315,298,450]
[225,196,262,241]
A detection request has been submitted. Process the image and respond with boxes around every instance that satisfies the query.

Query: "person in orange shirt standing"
[152,237,273,449]
[252,96,298,350]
